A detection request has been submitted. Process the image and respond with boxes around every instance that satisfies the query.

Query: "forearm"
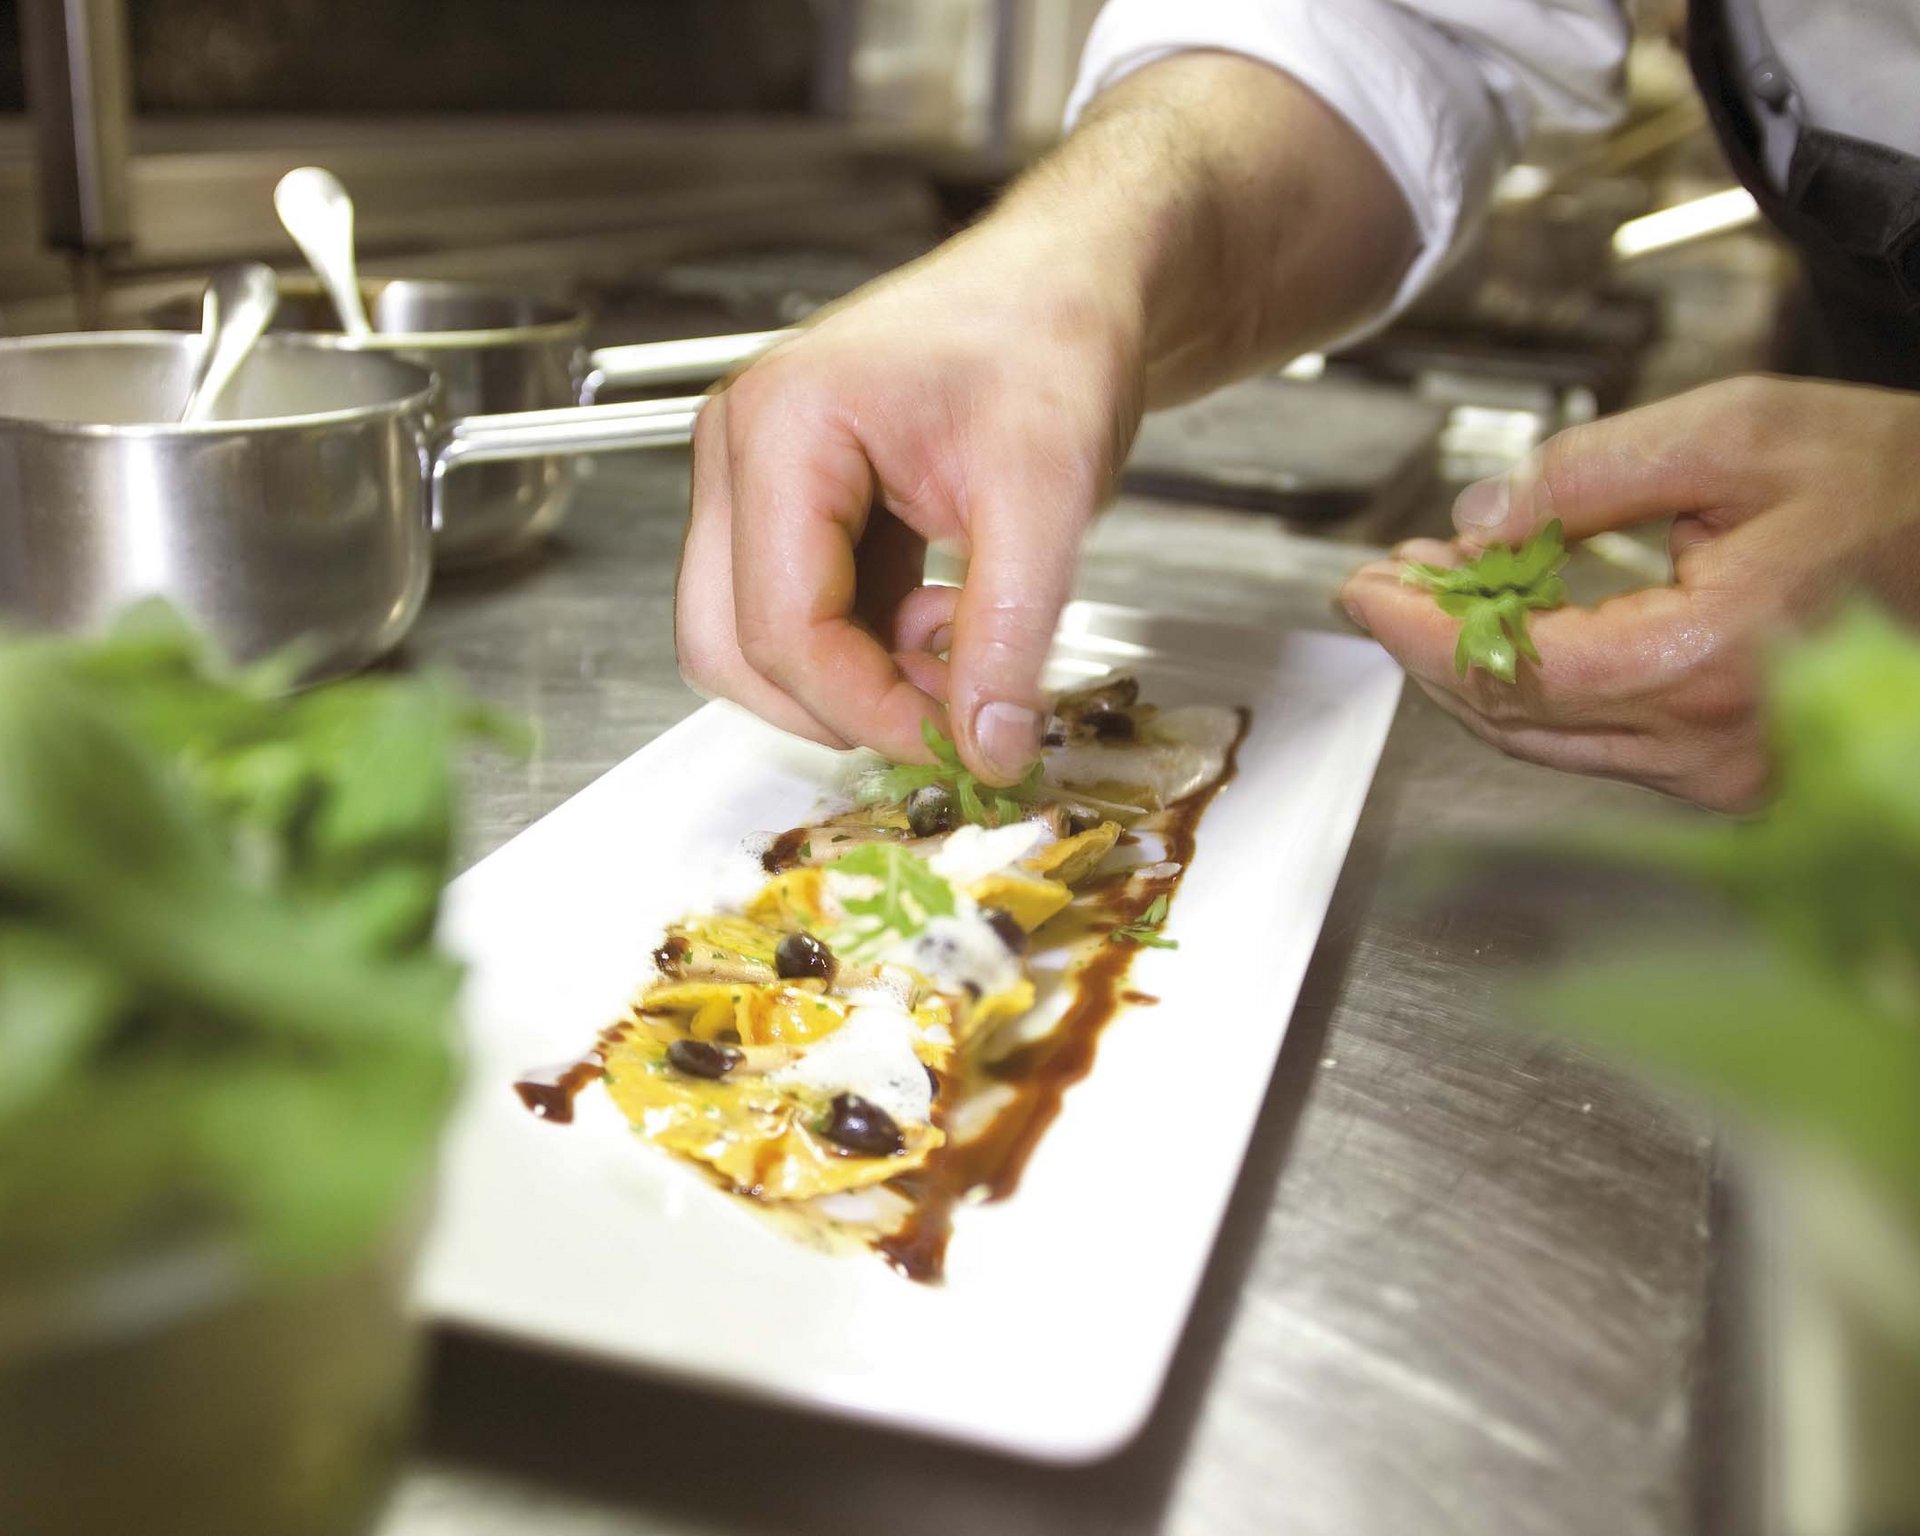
[983,52,1418,406]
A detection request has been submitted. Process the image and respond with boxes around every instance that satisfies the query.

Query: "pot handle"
[578,328,795,403]
[429,395,704,531]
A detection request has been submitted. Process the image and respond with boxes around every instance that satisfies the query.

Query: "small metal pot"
[151,278,789,567]
[0,332,701,680]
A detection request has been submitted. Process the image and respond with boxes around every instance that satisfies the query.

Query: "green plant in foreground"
[0,603,516,1278]
[1403,520,1569,683]
[857,719,1045,828]
[1513,604,1920,1350]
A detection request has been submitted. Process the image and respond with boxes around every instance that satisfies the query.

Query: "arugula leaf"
[856,720,1046,828]
[1111,893,1178,949]
[1404,521,1569,683]
[831,841,955,957]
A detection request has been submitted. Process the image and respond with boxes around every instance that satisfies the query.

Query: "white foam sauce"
[887,910,1024,1000]
[768,1001,933,1126]
[927,821,1048,886]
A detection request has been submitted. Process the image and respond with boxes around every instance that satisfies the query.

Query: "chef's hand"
[676,226,1143,784]
[1339,376,1920,811]
[674,53,1415,784]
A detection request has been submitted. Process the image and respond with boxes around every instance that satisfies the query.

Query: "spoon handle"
[274,167,373,339]
[179,262,280,424]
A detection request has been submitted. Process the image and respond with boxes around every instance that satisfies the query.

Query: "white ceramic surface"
[418,603,1403,1463]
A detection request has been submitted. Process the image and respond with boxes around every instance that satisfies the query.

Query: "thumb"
[947,477,1093,786]
[1450,379,1776,547]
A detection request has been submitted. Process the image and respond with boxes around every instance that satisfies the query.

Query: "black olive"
[1086,707,1135,742]
[925,1062,942,1097]
[1064,805,1103,836]
[980,905,1028,953]
[666,1038,742,1079]
[1042,728,1065,748]
[652,934,691,976]
[906,784,955,837]
[775,931,836,982]
[819,1092,904,1157]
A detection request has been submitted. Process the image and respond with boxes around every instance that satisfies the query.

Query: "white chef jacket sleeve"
[1064,0,1630,327]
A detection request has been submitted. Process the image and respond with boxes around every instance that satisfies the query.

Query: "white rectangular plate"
[419,603,1402,1463]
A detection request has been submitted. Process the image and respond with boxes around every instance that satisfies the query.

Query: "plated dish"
[420,605,1402,1460]
[513,677,1247,1281]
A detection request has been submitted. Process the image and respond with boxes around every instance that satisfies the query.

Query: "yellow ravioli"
[1024,822,1121,886]
[744,867,830,929]
[638,980,849,1046]
[969,871,1073,931]
[602,1032,942,1199]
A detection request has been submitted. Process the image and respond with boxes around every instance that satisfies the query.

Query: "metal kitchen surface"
[383,446,1714,1536]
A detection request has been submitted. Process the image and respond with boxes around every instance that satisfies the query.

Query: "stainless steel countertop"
[380,448,1717,1536]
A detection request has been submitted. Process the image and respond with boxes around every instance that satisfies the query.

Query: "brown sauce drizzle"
[516,705,1251,1283]
[879,706,1250,1281]
[1120,990,1159,1006]
[761,826,811,873]
[511,1024,623,1124]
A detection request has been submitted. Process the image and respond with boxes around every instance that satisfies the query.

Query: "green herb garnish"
[858,720,1045,828]
[1402,520,1569,684]
[1110,894,1177,949]
[831,840,955,957]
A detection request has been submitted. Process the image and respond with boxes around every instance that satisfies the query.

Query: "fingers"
[886,582,958,712]
[1340,548,1770,805]
[1409,679,1629,779]
[946,445,1099,784]
[724,374,943,763]
[850,505,932,642]
[1339,558,1705,728]
[1450,377,1793,548]
[888,582,959,656]
[676,396,848,746]
[1390,537,1460,566]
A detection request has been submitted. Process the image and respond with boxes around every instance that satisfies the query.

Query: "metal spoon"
[273,166,373,339]
[177,262,280,424]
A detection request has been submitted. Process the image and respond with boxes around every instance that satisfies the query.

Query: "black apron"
[1689,0,1920,387]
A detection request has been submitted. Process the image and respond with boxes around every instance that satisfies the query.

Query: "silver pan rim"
[0,331,439,439]
[149,276,592,354]
[307,276,590,352]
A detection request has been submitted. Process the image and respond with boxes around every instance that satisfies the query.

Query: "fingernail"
[973,700,1041,781]
[927,624,953,657]
[1453,475,1510,535]
[1340,595,1372,635]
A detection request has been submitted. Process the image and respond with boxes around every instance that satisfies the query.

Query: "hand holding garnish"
[1339,377,1920,810]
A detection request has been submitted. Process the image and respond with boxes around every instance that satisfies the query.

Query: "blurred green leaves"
[0,603,502,1277]
[1519,605,1920,1247]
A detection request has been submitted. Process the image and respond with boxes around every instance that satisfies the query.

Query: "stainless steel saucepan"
[0,332,702,680]
[151,279,790,566]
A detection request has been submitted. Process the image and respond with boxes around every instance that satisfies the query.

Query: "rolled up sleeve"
[1066,0,1629,327]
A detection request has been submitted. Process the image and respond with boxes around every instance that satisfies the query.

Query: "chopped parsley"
[1110,894,1177,949]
